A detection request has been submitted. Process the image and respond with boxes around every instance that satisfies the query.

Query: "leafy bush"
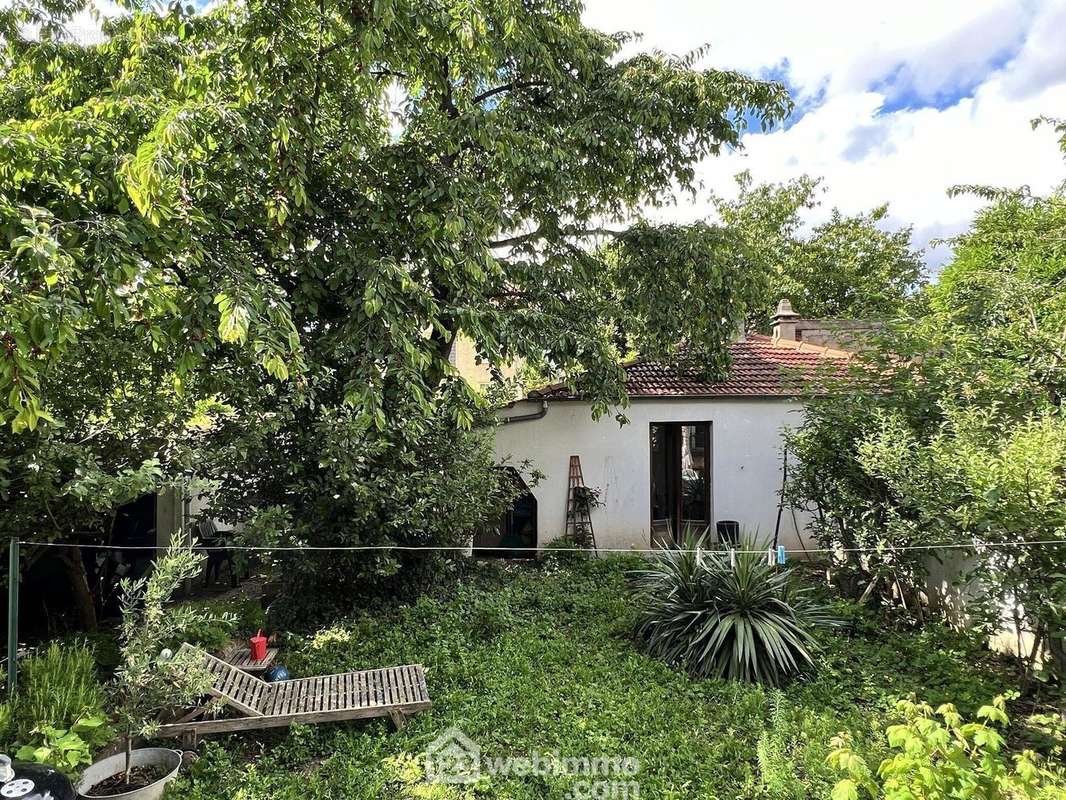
[630,534,837,685]
[174,597,267,653]
[785,184,1066,666]
[170,614,237,655]
[538,536,594,567]
[829,694,1066,799]
[0,641,111,777]
[14,714,112,778]
[782,389,939,619]
[205,409,524,628]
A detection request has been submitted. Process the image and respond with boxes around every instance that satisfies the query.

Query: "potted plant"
[77,535,227,799]
[571,484,602,512]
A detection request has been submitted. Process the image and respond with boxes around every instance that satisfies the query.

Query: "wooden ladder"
[564,455,597,549]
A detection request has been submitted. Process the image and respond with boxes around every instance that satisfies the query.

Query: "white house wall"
[494,398,814,551]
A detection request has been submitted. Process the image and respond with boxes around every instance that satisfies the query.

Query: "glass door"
[650,422,711,543]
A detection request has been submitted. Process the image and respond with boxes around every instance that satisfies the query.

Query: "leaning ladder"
[564,455,598,550]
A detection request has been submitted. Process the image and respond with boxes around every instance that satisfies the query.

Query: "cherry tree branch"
[471,80,550,105]
[488,226,627,249]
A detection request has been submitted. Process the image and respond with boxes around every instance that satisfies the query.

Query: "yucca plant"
[630,532,836,685]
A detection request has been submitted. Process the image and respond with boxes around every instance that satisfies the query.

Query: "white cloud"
[584,0,1038,102]
[584,0,1066,273]
[1000,0,1066,98]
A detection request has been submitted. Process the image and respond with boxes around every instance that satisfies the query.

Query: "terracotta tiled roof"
[532,334,854,399]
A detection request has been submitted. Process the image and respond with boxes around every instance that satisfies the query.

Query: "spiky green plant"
[16,641,103,741]
[630,532,836,685]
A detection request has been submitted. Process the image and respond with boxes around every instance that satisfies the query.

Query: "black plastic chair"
[716,520,740,546]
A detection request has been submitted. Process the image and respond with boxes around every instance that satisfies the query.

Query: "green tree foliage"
[785,133,1066,679]
[1,0,792,613]
[201,403,529,622]
[0,327,220,630]
[713,172,924,327]
[783,388,941,620]
[859,408,1066,680]
[1,0,790,430]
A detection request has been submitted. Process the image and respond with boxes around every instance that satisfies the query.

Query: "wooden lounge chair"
[156,644,431,741]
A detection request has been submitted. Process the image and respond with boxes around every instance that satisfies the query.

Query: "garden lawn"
[170,556,1047,800]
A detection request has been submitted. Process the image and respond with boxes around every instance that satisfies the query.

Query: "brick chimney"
[771,298,801,341]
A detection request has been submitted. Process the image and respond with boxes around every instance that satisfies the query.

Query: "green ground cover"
[170,556,1059,800]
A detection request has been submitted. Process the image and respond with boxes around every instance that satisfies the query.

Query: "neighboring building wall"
[926,552,1041,663]
[450,332,522,390]
[494,398,814,551]
[770,299,880,351]
[792,319,882,351]
[154,489,233,549]
[155,489,183,549]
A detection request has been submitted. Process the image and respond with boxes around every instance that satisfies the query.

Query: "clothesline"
[16,538,1066,556]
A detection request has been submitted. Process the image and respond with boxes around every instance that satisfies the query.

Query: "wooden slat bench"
[156,644,431,740]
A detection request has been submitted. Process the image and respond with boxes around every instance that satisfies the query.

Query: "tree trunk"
[1047,627,1066,683]
[59,548,98,632]
[1021,622,1045,692]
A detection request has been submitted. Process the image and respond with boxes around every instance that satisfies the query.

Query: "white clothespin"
[767,546,774,566]
[729,548,736,569]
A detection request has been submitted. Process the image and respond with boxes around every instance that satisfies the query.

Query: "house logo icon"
[423,726,481,784]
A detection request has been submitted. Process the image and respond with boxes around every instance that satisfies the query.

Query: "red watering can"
[249,629,268,661]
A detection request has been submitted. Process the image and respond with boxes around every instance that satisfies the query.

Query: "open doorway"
[650,422,711,543]
[474,468,537,558]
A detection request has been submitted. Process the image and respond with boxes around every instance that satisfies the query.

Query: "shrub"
[630,533,837,685]
[204,410,523,627]
[829,694,1066,800]
[539,537,594,568]
[173,597,267,653]
[14,714,112,778]
[1,641,111,777]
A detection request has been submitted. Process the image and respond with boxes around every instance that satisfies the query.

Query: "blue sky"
[583,0,1066,273]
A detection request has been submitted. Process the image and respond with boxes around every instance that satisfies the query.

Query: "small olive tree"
[112,535,230,783]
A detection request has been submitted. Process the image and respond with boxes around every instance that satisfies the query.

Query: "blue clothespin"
[776,545,786,565]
